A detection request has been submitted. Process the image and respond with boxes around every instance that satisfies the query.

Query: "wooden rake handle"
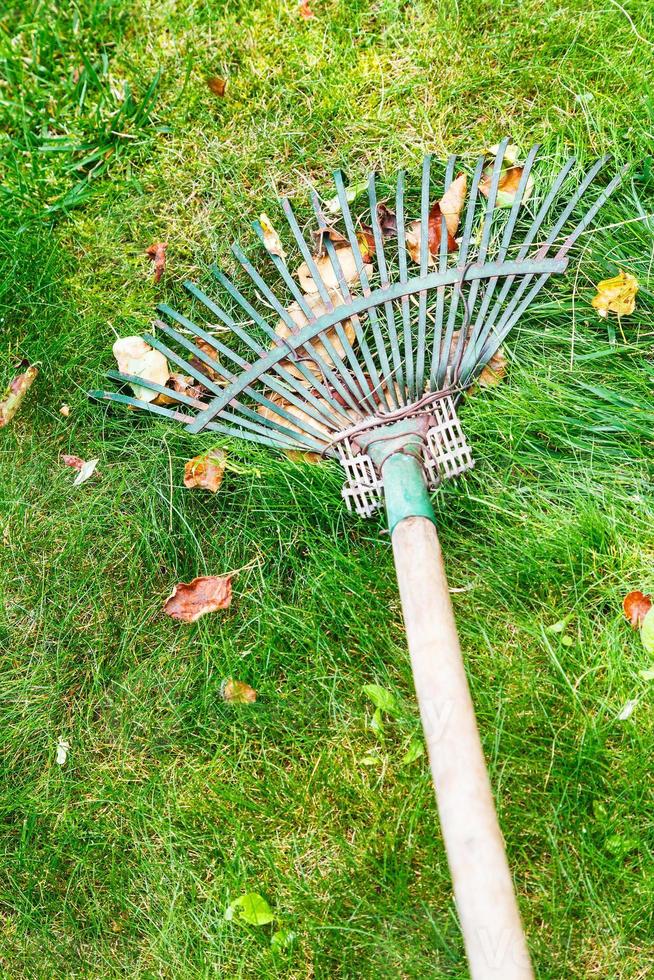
[391,515,534,979]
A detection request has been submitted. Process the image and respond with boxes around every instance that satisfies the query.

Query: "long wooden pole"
[391,514,533,979]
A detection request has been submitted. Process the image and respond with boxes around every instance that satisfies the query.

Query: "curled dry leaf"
[145,242,167,283]
[154,373,208,406]
[59,404,70,417]
[206,76,227,97]
[298,0,314,17]
[61,455,100,485]
[405,173,466,266]
[297,245,360,292]
[357,225,376,261]
[113,336,170,403]
[591,271,638,318]
[312,223,349,257]
[222,678,257,703]
[479,146,533,208]
[183,450,226,492]
[275,288,356,378]
[623,590,652,628]
[259,213,285,260]
[376,202,398,238]
[438,172,467,238]
[188,337,226,384]
[164,574,232,623]
[0,365,38,427]
[476,347,507,388]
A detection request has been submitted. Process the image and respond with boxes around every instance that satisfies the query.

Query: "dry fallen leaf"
[479,146,534,208]
[113,336,170,403]
[438,173,467,238]
[298,0,314,17]
[275,288,356,378]
[59,403,70,417]
[207,76,227,97]
[0,365,38,428]
[164,574,232,623]
[312,224,349,256]
[184,450,227,492]
[145,242,167,283]
[61,455,100,486]
[406,204,457,265]
[222,678,257,703]
[296,245,360,292]
[259,213,285,260]
[623,591,652,628]
[357,225,376,261]
[476,347,507,388]
[56,738,70,766]
[591,271,638,318]
[154,373,208,406]
[376,202,398,239]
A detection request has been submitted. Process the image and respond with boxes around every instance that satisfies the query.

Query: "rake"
[91,140,624,978]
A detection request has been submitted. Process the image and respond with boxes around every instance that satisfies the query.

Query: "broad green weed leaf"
[362,684,398,714]
[401,739,424,766]
[224,892,274,926]
[271,928,297,950]
[640,607,654,654]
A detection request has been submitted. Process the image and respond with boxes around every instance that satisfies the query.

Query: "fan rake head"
[92,140,624,516]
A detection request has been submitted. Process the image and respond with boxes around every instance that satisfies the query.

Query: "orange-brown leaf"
[145,242,167,283]
[298,0,314,17]
[0,365,38,427]
[183,450,226,492]
[623,591,652,628]
[207,76,227,97]
[223,678,257,703]
[164,575,232,623]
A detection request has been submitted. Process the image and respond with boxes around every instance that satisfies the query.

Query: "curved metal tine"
[93,390,314,452]
[367,173,405,404]
[458,153,577,377]
[183,278,350,430]
[460,156,614,377]
[210,262,365,421]
[415,153,432,397]
[152,316,340,441]
[466,144,540,339]
[395,169,413,399]
[327,174,393,411]
[455,137,510,341]
[105,370,207,409]
[279,196,380,414]
[428,155,456,389]
[310,191,392,412]
[470,162,627,379]
[250,218,381,417]
[434,154,484,388]
[144,326,333,445]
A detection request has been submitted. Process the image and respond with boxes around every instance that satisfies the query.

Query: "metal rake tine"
[183,282,351,428]
[429,154,456,390]
[327,174,395,411]
[145,324,334,445]
[469,162,627,379]
[278,196,381,414]
[395,169,413,399]
[210,261,368,419]
[105,370,208,409]
[460,156,617,379]
[415,153,432,397]
[366,172,405,404]
[434,154,485,389]
[155,311,342,438]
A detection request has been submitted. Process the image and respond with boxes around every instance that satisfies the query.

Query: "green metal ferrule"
[354,417,436,536]
[381,451,435,535]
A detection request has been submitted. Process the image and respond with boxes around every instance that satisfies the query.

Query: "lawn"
[1,0,654,976]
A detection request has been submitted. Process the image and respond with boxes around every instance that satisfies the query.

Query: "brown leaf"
[61,454,85,471]
[479,149,533,208]
[164,575,232,623]
[438,173,467,238]
[259,213,285,259]
[145,242,167,283]
[376,203,398,238]
[406,203,457,265]
[296,245,359,292]
[207,76,227,97]
[188,338,227,385]
[298,0,314,17]
[0,365,38,427]
[476,347,507,388]
[275,288,356,378]
[183,450,226,492]
[591,271,638,319]
[154,373,208,406]
[60,404,71,417]
[312,224,349,257]
[113,336,170,403]
[222,678,257,703]
[623,591,652,629]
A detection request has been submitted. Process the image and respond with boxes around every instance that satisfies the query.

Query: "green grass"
[1,0,654,976]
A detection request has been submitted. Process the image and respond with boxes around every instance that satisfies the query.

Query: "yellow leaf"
[591,270,638,318]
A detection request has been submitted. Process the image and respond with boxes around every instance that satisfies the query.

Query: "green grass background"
[1,0,654,976]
